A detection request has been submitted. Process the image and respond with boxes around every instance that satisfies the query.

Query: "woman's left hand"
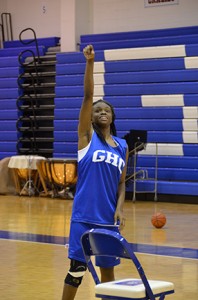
[114,209,126,231]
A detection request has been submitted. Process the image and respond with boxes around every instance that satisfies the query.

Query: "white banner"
[145,0,179,8]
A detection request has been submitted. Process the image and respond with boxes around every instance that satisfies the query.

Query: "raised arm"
[78,45,95,150]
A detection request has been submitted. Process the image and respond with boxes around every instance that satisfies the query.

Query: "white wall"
[75,0,93,48]
[0,0,9,45]
[93,0,198,33]
[60,0,75,51]
[0,0,7,14]
[1,0,198,50]
[5,0,60,39]
[60,0,92,52]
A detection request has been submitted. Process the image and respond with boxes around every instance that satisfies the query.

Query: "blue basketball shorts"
[68,221,120,268]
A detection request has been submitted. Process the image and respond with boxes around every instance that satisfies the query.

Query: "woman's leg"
[61,259,87,300]
[61,284,78,300]
[99,267,115,300]
[100,266,115,282]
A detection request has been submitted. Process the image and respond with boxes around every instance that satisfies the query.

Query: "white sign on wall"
[145,0,179,7]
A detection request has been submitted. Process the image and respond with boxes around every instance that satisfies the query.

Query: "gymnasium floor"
[0,195,197,300]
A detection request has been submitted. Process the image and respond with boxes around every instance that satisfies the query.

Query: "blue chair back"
[81,228,156,299]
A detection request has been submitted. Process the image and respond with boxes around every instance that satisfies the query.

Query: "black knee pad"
[65,259,87,288]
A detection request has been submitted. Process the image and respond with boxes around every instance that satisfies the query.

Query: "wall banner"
[145,0,179,7]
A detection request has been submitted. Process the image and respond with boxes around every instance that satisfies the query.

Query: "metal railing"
[17,28,41,154]
[1,13,13,42]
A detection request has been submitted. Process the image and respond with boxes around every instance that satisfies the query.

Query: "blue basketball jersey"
[71,131,127,225]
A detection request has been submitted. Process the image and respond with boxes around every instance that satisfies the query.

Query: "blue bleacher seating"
[56,70,198,85]
[0,78,18,88]
[80,25,198,51]
[80,26,198,43]
[0,56,19,67]
[0,46,46,57]
[54,26,198,197]
[133,180,198,196]
[0,47,19,159]
[0,26,197,197]
[137,155,198,169]
[0,110,18,120]
[3,37,60,49]
[0,36,60,161]
[0,153,17,159]
[0,88,18,99]
[81,34,198,51]
[0,99,17,110]
[0,67,19,77]
[0,131,17,141]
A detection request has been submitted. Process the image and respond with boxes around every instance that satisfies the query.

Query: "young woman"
[61,45,128,300]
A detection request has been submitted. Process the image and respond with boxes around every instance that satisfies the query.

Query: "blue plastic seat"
[81,228,174,300]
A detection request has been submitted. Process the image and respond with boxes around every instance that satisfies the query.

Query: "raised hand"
[83,44,95,60]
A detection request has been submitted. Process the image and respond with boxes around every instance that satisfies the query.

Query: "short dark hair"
[92,99,117,142]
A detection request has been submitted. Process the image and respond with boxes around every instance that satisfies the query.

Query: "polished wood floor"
[0,194,197,300]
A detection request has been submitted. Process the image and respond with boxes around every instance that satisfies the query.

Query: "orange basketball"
[151,212,166,229]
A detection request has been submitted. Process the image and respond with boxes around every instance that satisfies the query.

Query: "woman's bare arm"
[114,147,129,230]
[78,45,95,150]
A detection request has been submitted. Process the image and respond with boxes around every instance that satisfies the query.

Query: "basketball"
[151,212,166,228]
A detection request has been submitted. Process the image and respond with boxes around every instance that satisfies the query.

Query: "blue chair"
[81,228,174,300]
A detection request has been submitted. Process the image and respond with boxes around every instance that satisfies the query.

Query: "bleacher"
[0,53,19,159]
[0,27,197,198]
[0,36,59,159]
[55,26,198,198]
